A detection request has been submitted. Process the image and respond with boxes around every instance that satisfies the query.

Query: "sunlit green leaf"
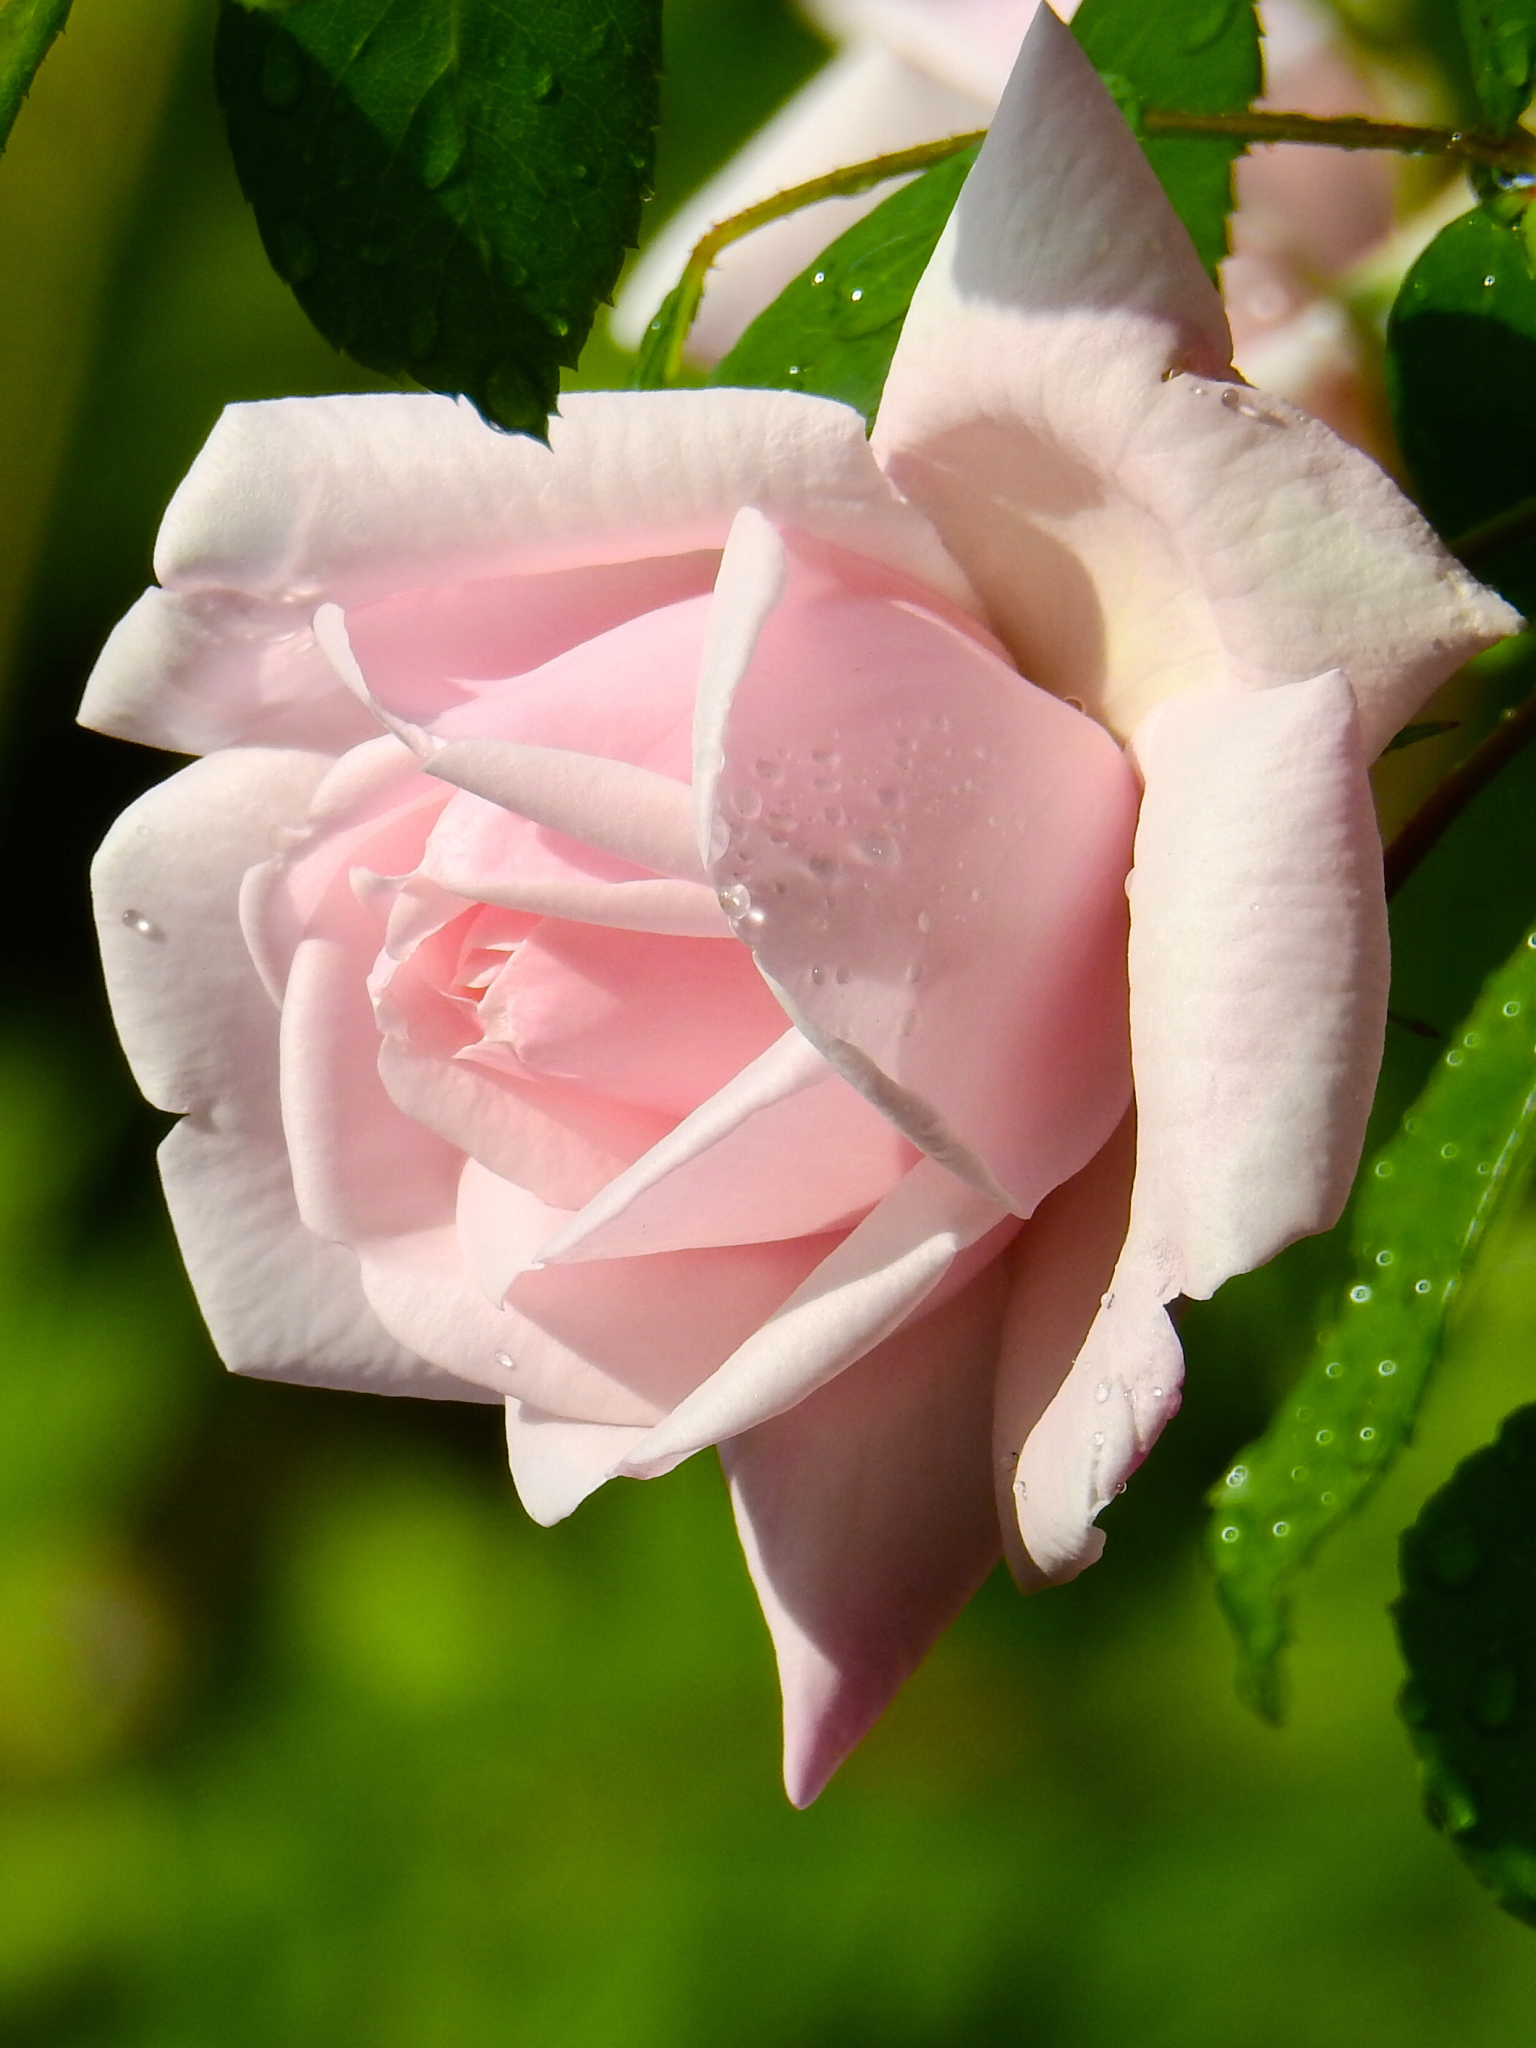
[0,0,71,154]
[1209,922,1536,1720]
[1395,1402,1536,1926]
[1388,207,1536,614]
[215,0,660,438]
[708,146,977,422]
[1072,0,1261,277]
[1458,0,1536,131]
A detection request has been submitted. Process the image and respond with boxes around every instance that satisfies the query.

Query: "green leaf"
[1208,921,1536,1720]
[1386,720,1462,753]
[1388,207,1536,615]
[215,0,661,439]
[1395,1402,1536,1926]
[1458,0,1536,132]
[0,0,72,154]
[708,146,978,423]
[1072,0,1261,278]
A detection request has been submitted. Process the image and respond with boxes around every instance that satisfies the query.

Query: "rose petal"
[699,510,1138,1213]
[503,1401,649,1525]
[722,1260,1008,1804]
[874,8,1515,750]
[1015,669,1390,1579]
[620,1157,1009,1475]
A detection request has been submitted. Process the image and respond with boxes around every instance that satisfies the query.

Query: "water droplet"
[732,785,763,820]
[120,909,159,938]
[1151,1387,1163,1400]
[1226,1465,1249,1488]
[1374,1159,1394,1177]
[916,911,933,934]
[810,965,826,985]
[1220,385,1286,426]
[493,1348,514,1369]
[1359,1426,1376,1442]
[717,883,752,918]
[1441,1142,1460,1159]
[1376,1250,1394,1265]
[407,309,439,361]
[834,965,851,984]
[1415,1278,1433,1295]
[1464,1030,1482,1048]
[1484,274,1498,288]
[969,885,985,904]
[904,962,923,984]
[808,855,840,883]
[754,757,782,781]
[812,270,826,286]
[1290,1467,1306,1482]
[1505,1000,1523,1017]
[260,35,305,112]
[1446,1049,1465,1067]
[1090,1430,1105,1447]
[857,829,898,865]
[1319,1489,1336,1505]
[1220,1526,1240,1543]
[1349,1285,1372,1303]
[1378,1359,1398,1376]
[1272,1521,1290,1537]
[876,787,902,809]
[849,287,864,303]
[275,220,320,284]
[1094,1381,1110,1404]
[1325,1362,1343,1379]
[1316,1428,1333,1444]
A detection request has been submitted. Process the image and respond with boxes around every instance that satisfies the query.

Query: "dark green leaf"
[1458,0,1536,132]
[1388,207,1536,615]
[0,0,72,154]
[1395,1402,1536,1926]
[1209,921,1536,1720]
[709,147,977,423]
[215,0,661,439]
[1072,0,1261,278]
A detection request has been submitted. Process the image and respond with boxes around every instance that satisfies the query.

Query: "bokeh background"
[4,2,1536,2041]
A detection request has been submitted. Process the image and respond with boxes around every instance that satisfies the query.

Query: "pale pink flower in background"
[614,0,1406,446]
[85,13,1511,1803]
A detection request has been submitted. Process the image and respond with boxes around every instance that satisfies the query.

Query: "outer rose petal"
[504,1402,649,1525]
[92,751,478,1399]
[80,390,971,758]
[723,1259,1008,1805]
[873,8,1517,749]
[1015,671,1389,1580]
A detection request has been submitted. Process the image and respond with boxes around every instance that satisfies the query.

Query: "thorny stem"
[1140,107,1536,175]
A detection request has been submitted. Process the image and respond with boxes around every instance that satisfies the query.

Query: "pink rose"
[615,0,1401,448]
[85,15,1512,1801]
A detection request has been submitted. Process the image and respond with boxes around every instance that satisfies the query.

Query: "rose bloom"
[86,14,1512,1802]
[614,0,1404,447]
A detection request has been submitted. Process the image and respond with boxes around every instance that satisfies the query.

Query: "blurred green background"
[4,3,1536,2042]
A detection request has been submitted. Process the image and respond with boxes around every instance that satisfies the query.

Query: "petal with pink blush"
[701,512,1138,1214]
[1016,670,1391,1582]
[992,1114,1134,1585]
[874,10,1514,750]
[92,749,476,1401]
[474,920,789,1120]
[535,1029,918,1261]
[723,1260,1008,1805]
[620,1158,1009,1476]
[504,1402,649,1525]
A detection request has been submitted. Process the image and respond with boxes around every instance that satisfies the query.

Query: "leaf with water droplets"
[216,0,660,438]
[0,0,72,153]
[707,146,977,422]
[1209,921,1536,1721]
[1395,1402,1536,1925]
[1072,0,1261,278]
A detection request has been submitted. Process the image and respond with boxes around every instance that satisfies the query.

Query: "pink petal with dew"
[699,510,1137,1213]
[724,1258,1009,1805]
[1016,670,1390,1579]
[875,8,1515,750]
[356,1215,843,1421]
[533,1029,917,1261]
[621,1157,1012,1475]
[992,1113,1135,1585]
[92,749,479,1399]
